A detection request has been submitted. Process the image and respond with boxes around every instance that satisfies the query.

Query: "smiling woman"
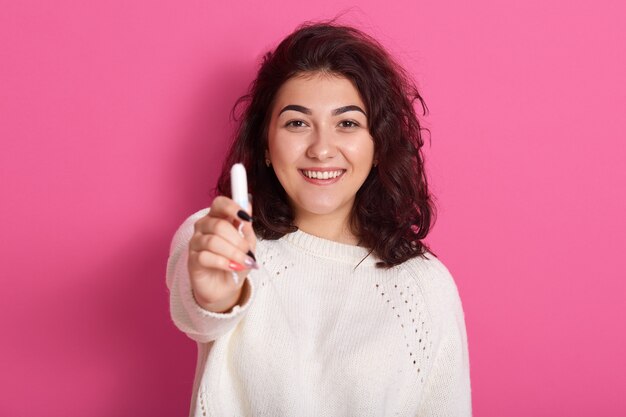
[267,73,375,244]
[166,21,472,416]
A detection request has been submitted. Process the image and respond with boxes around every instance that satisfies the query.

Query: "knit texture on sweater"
[167,208,472,416]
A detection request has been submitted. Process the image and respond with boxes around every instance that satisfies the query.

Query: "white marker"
[230,163,249,285]
[230,163,249,211]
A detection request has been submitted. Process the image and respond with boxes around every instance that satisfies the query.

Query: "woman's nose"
[306,128,337,161]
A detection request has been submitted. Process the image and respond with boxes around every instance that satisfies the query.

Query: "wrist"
[193,279,249,314]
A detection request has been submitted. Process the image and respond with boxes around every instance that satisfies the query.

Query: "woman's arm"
[413,258,472,416]
[166,208,255,343]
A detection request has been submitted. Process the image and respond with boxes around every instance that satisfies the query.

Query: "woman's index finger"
[209,195,247,222]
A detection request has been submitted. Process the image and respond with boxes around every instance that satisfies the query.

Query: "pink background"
[1,0,625,416]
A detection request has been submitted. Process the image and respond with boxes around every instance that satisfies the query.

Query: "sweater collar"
[283,229,379,266]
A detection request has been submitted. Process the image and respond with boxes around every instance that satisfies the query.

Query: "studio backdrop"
[1,0,625,416]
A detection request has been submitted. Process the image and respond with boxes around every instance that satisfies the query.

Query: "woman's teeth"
[302,170,344,179]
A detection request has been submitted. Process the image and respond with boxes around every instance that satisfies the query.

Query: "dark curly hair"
[216,21,437,267]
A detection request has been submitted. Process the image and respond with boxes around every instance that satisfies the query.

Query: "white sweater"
[167,208,472,416]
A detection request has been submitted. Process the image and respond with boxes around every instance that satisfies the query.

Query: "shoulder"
[398,252,466,330]
[400,252,459,296]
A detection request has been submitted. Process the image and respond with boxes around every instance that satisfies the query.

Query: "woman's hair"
[216,21,437,267]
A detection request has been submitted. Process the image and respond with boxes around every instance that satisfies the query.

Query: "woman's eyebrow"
[332,105,367,116]
[278,104,367,117]
[278,104,312,115]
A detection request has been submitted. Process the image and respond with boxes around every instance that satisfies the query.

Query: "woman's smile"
[299,168,346,184]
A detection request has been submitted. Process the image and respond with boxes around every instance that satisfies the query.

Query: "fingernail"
[244,257,259,270]
[229,261,245,271]
[237,210,253,222]
[246,250,256,261]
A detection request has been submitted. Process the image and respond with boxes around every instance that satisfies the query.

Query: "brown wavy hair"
[216,21,437,267]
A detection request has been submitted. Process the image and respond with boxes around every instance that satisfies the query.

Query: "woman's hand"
[187,196,257,313]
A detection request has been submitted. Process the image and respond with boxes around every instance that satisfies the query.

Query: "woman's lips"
[299,169,346,185]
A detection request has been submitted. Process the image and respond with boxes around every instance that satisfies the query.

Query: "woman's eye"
[339,120,359,128]
[285,120,307,128]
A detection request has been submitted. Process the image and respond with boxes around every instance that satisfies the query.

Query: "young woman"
[167,22,472,416]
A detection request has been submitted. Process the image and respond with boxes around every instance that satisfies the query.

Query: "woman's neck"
[294,211,359,246]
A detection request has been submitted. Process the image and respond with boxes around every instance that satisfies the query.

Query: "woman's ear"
[265,150,271,167]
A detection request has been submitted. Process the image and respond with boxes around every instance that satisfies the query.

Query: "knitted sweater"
[166,208,472,416]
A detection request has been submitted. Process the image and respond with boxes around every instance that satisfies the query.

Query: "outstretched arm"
[166,208,255,343]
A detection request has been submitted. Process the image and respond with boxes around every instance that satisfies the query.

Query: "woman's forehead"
[272,73,366,114]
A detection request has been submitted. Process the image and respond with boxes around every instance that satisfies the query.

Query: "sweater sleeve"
[416,258,472,416]
[165,207,256,343]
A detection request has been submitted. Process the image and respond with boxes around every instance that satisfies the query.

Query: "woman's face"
[267,72,375,224]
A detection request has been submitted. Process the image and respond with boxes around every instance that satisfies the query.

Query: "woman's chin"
[295,201,350,218]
